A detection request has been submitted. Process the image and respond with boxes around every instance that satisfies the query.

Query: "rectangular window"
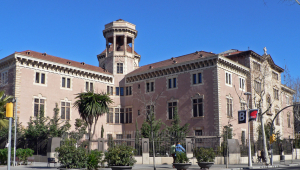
[116,87,120,96]
[274,89,279,100]
[35,72,45,84]
[286,96,290,105]
[117,63,123,74]
[146,105,155,117]
[67,78,71,88]
[226,72,232,85]
[86,82,89,91]
[62,77,71,89]
[41,73,45,84]
[227,98,233,117]
[116,134,123,145]
[106,108,113,123]
[125,108,132,124]
[62,77,66,87]
[173,78,177,88]
[275,110,280,125]
[195,130,203,143]
[168,78,177,89]
[34,98,45,117]
[239,78,245,90]
[61,102,70,120]
[107,86,113,95]
[193,73,202,85]
[193,98,203,117]
[168,102,177,119]
[120,108,124,123]
[253,62,261,71]
[151,82,154,92]
[115,108,120,124]
[272,72,278,80]
[120,87,124,96]
[146,82,154,92]
[86,82,93,91]
[36,72,40,83]
[1,71,8,85]
[125,86,132,96]
[240,102,246,110]
[254,81,261,93]
[90,83,94,91]
[193,74,197,84]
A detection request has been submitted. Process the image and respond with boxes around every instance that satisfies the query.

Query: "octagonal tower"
[97,19,141,75]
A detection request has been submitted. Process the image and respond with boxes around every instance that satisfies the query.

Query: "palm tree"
[0,90,13,130]
[74,91,113,151]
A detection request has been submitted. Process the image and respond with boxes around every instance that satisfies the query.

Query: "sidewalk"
[0,159,300,170]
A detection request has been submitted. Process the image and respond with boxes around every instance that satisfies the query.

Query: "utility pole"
[13,98,17,167]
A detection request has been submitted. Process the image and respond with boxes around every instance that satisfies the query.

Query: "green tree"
[24,108,49,155]
[48,103,71,138]
[0,90,13,130]
[166,107,189,142]
[74,91,113,152]
[69,119,87,144]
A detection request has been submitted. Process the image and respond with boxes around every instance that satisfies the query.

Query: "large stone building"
[0,19,294,145]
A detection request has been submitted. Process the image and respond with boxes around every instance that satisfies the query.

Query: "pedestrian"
[175,142,186,170]
[257,150,261,163]
[170,143,176,167]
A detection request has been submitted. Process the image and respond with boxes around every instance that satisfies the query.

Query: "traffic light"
[6,102,13,118]
[270,134,276,144]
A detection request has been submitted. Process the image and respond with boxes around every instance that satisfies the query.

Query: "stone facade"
[0,19,295,146]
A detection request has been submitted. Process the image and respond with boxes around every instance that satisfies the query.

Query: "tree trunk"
[88,126,91,152]
[261,114,269,165]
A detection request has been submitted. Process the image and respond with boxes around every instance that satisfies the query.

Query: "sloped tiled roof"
[16,50,112,75]
[127,51,216,76]
[99,44,139,55]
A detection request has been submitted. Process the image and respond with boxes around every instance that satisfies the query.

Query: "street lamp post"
[12,98,17,167]
[244,92,252,167]
[270,104,300,165]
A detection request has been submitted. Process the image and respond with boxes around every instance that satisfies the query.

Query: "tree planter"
[110,166,133,170]
[172,163,192,170]
[197,162,214,169]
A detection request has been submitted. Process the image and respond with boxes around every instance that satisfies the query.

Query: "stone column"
[106,38,108,56]
[124,35,127,55]
[113,35,116,52]
[132,38,134,54]
[142,138,149,164]
[185,138,193,159]
[98,138,105,152]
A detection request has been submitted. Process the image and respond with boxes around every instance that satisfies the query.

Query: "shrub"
[104,144,136,166]
[174,152,189,163]
[0,148,8,165]
[87,150,103,170]
[16,148,34,164]
[55,139,88,169]
[194,147,215,162]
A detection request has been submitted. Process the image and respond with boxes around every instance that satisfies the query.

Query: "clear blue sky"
[1,0,299,79]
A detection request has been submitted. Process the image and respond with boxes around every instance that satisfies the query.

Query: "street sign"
[238,110,247,124]
[249,109,258,122]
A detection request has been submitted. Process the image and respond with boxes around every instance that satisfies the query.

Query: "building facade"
[0,19,294,146]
